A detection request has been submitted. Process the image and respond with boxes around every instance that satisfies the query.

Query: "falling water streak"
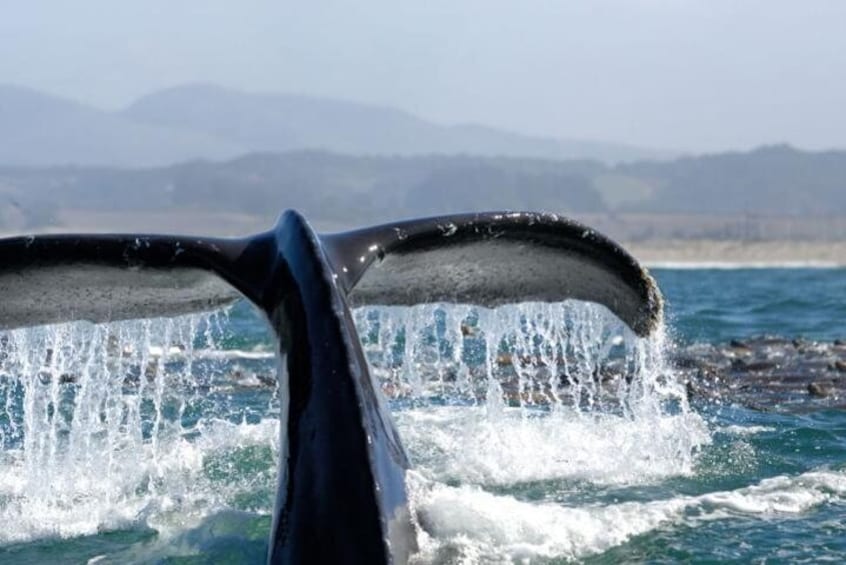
[362,302,713,563]
[0,310,267,542]
[356,300,689,418]
[0,299,709,560]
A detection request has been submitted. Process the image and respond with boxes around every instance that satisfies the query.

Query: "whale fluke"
[323,211,662,336]
[0,210,662,564]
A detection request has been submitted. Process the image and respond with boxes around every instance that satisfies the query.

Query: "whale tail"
[0,210,662,564]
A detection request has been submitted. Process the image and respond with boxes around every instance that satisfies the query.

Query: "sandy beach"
[628,239,846,267]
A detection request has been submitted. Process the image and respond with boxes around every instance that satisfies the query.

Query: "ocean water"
[0,268,844,564]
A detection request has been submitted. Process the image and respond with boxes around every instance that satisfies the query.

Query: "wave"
[409,468,846,563]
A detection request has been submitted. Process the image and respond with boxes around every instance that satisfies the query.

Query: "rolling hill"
[0,83,672,168]
[0,84,243,167]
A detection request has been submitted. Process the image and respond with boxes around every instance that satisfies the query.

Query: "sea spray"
[357,302,709,483]
[406,467,846,564]
[0,311,280,545]
[355,301,700,418]
[0,299,712,560]
[0,270,842,562]
[355,301,712,560]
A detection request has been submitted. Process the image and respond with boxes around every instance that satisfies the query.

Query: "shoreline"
[2,211,845,267]
[627,239,846,267]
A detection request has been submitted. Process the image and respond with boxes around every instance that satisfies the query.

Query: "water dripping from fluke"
[0,310,282,547]
[0,301,710,562]
[357,302,710,482]
[353,301,712,562]
[0,210,674,563]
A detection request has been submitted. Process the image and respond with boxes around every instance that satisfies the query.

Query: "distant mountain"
[0,146,844,240]
[0,151,607,230]
[616,145,846,215]
[122,84,673,164]
[0,83,673,167]
[0,84,244,167]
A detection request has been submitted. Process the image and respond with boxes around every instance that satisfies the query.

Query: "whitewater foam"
[0,314,280,545]
[397,405,709,487]
[0,300,717,559]
[0,416,279,545]
[409,469,846,563]
[362,302,710,488]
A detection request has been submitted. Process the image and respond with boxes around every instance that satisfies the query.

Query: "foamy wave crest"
[408,469,846,563]
[397,406,709,486]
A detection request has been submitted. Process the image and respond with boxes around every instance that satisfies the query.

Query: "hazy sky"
[3,0,845,152]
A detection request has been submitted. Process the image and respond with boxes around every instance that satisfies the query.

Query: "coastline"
[627,239,846,268]
[2,211,845,268]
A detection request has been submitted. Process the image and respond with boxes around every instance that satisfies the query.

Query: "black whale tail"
[0,210,662,564]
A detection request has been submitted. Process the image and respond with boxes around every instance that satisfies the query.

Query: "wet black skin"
[0,210,661,564]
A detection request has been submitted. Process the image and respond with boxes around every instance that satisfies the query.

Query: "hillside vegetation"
[0,146,843,240]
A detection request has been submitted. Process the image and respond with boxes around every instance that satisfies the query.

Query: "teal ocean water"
[0,268,845,563]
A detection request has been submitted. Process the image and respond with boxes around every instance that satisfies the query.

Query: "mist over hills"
[0,152,605,231]
[0,145,844,241]
[0,82,844,241]
[0,85,243,167]
[122,84,671,164]
[0,83,672,168]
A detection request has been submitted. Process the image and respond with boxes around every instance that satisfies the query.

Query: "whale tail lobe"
[0,210,662,564]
